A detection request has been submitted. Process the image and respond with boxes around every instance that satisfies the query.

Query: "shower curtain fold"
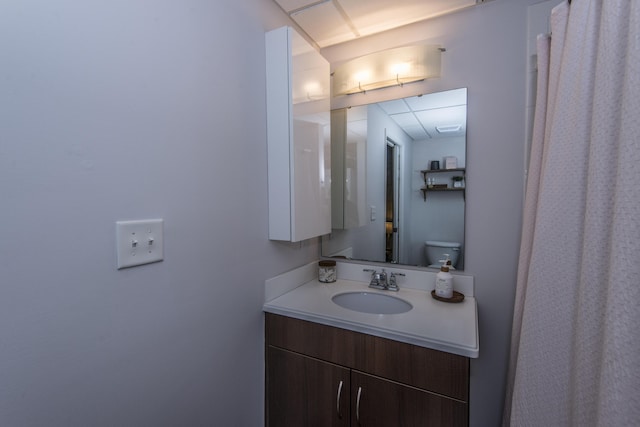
[504,1,640,425]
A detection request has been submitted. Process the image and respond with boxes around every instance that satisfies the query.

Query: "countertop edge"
[263,303,479,359]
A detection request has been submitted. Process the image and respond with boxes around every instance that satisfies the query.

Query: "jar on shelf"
[452,176,465,188]
[318,260,337,283]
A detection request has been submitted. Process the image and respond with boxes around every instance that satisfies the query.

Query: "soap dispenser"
[435,259,453,299]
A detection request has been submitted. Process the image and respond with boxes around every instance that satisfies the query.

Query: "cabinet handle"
[336,380,343,419]
[356,386,362,423]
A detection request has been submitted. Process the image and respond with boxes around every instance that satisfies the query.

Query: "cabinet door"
[265,26,331,242]
[267,346,350,427]
[351,371,468,427]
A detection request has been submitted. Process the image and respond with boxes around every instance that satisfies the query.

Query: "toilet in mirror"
[424,240,461,269]
[322,87,467,270]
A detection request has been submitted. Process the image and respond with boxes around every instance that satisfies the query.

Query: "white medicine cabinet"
[265,26,331,242]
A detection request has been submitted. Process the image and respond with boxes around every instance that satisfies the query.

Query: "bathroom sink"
[332,292,413,315]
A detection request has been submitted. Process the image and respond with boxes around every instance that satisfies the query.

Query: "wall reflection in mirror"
[322,88,467,270]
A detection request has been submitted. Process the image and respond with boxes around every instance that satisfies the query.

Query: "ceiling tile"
[379,90,467,140]
[405,127,429,140]
[337,0,476,40]
[275,0,478,48]
[389,112,420,128]
[389,115,430,140]
[405,89,467,111]
[275,0,325,13]
[414,105,467,138]
[290,1,355,47]
[378,99,411,115]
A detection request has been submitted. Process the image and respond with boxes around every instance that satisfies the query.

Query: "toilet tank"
[425,240,461,267]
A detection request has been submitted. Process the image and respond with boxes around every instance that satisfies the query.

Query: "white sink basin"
[332,292,413,315]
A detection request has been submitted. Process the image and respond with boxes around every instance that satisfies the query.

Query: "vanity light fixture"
[435,124,462,133]
[332,44,443,96]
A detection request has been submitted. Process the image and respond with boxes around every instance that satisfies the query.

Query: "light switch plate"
[116,219,164,269]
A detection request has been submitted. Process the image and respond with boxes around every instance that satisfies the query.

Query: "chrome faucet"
[363,269,404,291]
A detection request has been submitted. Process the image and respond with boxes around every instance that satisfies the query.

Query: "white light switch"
[116,219,164,269]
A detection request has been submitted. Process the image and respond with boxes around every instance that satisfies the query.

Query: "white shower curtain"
[504,1,640,425]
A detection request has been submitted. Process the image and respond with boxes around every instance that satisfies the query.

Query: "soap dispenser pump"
[435,258,453,299]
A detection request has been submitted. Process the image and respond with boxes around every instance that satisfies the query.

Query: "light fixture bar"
[332,44,442,96]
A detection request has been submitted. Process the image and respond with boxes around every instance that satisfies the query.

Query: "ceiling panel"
[413,105,467,139]
[381,91,468,141]
[404,126,429,140]
[378,99,411,115]
[339,0,475,39]
[289,1,356,47]
[389,112,421,129]
[405,89,467,111]
[390,119,429,139]
[274,0,478,47]
[275,0,326,13]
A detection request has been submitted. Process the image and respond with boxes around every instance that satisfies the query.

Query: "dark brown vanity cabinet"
[267,347,351,426]
[265,313,469,427]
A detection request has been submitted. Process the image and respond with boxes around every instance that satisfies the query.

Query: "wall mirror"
[321,87,467,270]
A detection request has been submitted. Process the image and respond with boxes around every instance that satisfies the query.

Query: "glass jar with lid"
[318,260,337,283]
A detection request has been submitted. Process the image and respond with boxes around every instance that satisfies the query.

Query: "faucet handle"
[363,269,385,290]
[387,272,405,291]
[363,268,378,282]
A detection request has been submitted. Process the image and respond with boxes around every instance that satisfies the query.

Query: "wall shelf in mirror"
[420,168,466,201]
[420,187,466,201]
[421,167,466,179]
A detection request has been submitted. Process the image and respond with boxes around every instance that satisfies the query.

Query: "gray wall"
[0,0,312,425]
[322,0,548,425]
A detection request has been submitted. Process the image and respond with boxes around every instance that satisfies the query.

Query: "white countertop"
[263,263,479,358]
